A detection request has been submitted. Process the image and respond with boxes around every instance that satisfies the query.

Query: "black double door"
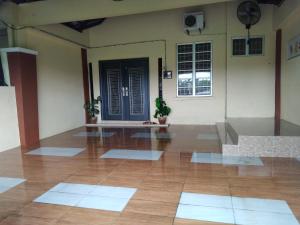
[100,58,150,121]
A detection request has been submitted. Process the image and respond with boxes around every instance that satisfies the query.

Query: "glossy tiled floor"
[26,147,85,157]
[191,153,264,166]
[0,125,300,225]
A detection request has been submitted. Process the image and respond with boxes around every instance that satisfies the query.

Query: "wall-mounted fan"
[237,1,261,42]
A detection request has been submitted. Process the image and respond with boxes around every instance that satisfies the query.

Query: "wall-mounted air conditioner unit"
[184,12,205,35]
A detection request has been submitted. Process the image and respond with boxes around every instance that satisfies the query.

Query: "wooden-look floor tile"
[183,183,231,196]
[132,189,181,203]
[149,167,189,177]
[174,218,233,225]
[144,174,187,183]
[139,180,184,192]
[18,203,70,220]
[100,176,143,188]
[63,175,103,185]
[124,199,178,217]
[229,186,282,199]
[1,188,44,204]
[185,176,229,186]
[0,216,57,225]
[57,208,119,225]
[115,212,173,225]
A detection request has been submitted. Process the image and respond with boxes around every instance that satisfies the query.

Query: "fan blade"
[237,11,249,16]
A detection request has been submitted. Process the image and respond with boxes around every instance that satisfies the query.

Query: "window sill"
[175,95,214,100]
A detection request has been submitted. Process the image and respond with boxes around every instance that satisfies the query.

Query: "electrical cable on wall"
[0,18,169,71]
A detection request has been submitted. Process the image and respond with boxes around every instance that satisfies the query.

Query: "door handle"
[125,87,129,96]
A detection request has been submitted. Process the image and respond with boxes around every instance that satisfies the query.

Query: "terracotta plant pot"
[89,117,98,124]
[158,116,167,125]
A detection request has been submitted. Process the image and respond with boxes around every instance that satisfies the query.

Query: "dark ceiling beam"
[62,18,106,32]
[257,0,285,6]
[10,0,44,4]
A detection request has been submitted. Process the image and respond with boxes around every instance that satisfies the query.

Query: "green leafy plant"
[84,97,101,118]
[154,97,171,118]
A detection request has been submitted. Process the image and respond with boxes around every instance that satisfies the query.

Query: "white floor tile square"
[74,131,115,137]
[131,132,175,139]
[0,177,26,193]
[34,191,84,206]
[176,192,298,225]
[34,183,137,212]
[48,183,68,192]
[191,153,263,166]
[232,197,293,214]
[223,156,264,166]
[26,147,85,157]
[100,149,163,161]
[180,192,232,209]
[0,186,12,193]
[176,204,235,224]
[234,209,299,225]
[50,183,96,195]
[91,185,136,199]
[77,196,130,211]
[197,133,219,140]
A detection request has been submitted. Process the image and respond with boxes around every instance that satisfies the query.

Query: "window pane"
[196,52,211,61]
[196,43,211,52]
[196,61,211,71]
[178,53,193,62]
[178,71,193,96]
[178,44,193,53]
[196,71,211,95]
[249,37,263,55]
[178,62,193,71]
[232,39,246,56]
[196,86,211,95]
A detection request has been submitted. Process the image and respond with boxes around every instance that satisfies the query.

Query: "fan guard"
[237,1,261,30]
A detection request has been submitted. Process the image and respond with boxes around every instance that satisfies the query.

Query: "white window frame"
[176,42,213,97]
[232,36,265,57]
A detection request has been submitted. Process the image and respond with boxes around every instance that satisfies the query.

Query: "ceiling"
[7,0,105,32]
[62,18,106,32]
[11,0,285,5]
[8,0,286,28]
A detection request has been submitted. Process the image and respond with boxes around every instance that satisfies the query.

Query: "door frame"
[99,57,150,121]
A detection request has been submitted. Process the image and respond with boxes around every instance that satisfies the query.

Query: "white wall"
[15,28,85,139]
[88,3,227,124]
[279,0,300,125]
[88,1,275,124]
[0,87,20,152]
[226,2,275,118]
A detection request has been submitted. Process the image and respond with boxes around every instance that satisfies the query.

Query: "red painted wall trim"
[8,52,40,151]
[81,48,89,123]
[275,29,282,135]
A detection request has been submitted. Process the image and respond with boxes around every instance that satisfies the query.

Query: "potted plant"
[154,97,171,124]
[84,97,101,124]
